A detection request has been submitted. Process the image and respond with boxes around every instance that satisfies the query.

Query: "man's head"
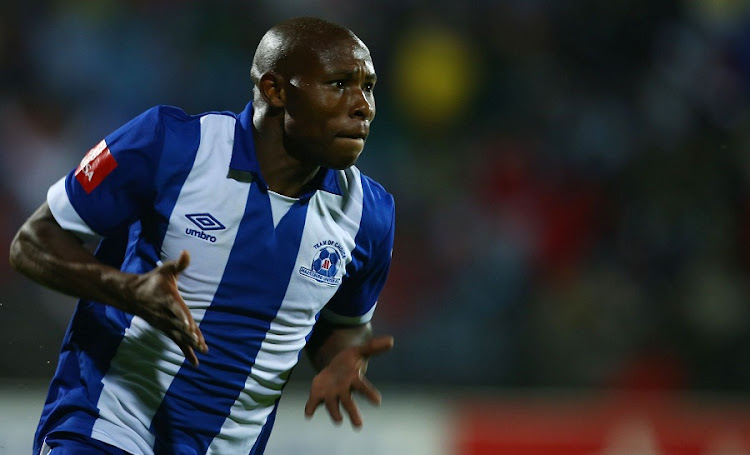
[251,17,376,170]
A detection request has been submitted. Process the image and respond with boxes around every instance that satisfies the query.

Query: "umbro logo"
[185,213,225,243]
[185,213,226,231]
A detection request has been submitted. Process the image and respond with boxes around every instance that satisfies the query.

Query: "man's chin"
[327,155,360,170]
[327,141,364,169]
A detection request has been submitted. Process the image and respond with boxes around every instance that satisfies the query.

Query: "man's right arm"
[9,202,208,366]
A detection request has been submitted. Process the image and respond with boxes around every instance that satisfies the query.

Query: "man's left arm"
[304,319,393,427]
[305,187,396,427]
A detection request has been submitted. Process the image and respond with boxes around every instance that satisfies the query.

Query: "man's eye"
[364,83,374,92]
[330,80,345,89]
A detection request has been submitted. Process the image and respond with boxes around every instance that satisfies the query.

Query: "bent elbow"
[8,228,30,273]
[9,202,59,274]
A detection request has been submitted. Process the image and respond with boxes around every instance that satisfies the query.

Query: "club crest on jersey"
[75,139,118,194]
[299,241,346,286]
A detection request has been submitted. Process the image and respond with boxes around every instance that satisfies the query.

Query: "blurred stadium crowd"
[2,0,750,395]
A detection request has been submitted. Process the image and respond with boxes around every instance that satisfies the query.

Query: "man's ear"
[258,72,285,109]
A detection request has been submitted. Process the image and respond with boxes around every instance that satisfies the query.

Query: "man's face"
[282,38,376,169]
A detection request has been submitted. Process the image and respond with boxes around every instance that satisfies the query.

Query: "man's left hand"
[304,335,394,427]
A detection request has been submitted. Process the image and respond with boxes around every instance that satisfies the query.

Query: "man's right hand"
[10,203,208,367]
[122,250,208,366]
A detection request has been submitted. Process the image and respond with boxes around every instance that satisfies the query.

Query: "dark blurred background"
[2,0,750,398]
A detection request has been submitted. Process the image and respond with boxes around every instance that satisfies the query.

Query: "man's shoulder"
[338,167,394,208]
[120,105,240,145]
[140,105,238,124]
[337,167,394,242]
[360,172,394,208]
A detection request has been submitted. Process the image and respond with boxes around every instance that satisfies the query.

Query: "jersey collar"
[229,101,343,197]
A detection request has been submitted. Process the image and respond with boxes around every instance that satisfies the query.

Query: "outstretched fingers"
[161,310,203,367]
[159,250,208,363]
[177,249,191,270]
[305,389,364,428]
[353,373,382,406]
[163,250,191,276]
[176,296,208,354]
[340,392,363,427]
[305,335,394,427]
[179,343,199,367]
[359,335,394,357]
[304,394,323,418]
[325,397,344,424]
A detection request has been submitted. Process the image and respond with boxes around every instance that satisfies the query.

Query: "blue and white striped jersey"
[35,102,395,455]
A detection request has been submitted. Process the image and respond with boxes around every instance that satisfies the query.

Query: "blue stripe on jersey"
[65,105,200,241]
[248,400,279,455]
[33,223,135,454]
[34,107,202,455]
[33,300,134,455]
[228,103,261,176]
[150,183,308,453]
[127,108,202,271]
[324,175,395,318]
[151,109,203,263]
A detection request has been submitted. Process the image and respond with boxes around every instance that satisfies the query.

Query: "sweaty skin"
[250,19,391,426]
[9,17,393,429]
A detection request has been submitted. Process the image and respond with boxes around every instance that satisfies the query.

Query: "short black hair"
[250,17,363,86]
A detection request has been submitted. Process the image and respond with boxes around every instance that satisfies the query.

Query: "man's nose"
[350,90,374,121]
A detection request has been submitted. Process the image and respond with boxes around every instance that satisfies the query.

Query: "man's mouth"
[337,129,368,140]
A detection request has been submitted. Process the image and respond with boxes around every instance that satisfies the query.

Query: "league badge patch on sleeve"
[75,139,118,194]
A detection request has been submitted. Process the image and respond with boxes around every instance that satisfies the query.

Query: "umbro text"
[185,228,217,243]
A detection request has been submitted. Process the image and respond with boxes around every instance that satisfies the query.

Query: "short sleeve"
[48,106,167,237]
[321,188,395,325]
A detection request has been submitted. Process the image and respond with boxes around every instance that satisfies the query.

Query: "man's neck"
[259,153,320,198]
[252,116,319,198]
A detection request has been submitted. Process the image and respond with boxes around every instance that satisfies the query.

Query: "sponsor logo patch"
[75,139,118,194]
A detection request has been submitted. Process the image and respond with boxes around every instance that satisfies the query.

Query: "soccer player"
[9,16,395,455]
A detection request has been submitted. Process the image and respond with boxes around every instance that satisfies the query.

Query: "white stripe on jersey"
[204,166,365,454]
[47,176,101,242]
[320,303,377,325]
[268,191,297,228]
[91,114,247,455]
